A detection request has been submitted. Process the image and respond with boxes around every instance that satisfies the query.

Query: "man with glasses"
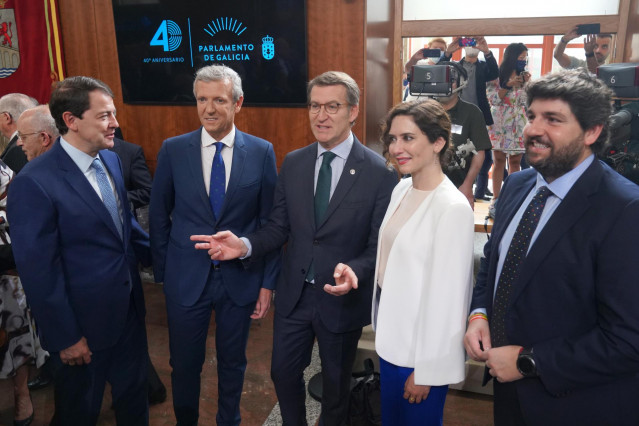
[16,105,59,161]
[192,71,397,425]
[0,93,38,173]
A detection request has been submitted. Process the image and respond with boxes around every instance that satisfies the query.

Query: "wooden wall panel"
[58,0,366,172]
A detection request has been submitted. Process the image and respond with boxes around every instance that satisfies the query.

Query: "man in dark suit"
[0,93,38,174]
[195,71,397,425]
[149,64,279,426]
[464,69,639,425]
[110,136,152,212]
[8,76,150,425]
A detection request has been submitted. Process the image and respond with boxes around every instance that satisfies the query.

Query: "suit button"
[313,240,319,246]
[301,269,306,275]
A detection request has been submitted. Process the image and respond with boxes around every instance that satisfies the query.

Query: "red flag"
[0,0,65,103]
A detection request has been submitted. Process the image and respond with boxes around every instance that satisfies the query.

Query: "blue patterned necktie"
[490,186,552,347]
[209,142,226,220]
[306,151,337,282]
[91,157,123,240]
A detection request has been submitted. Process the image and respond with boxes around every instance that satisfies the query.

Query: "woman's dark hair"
[499,43,528,88]
[380,99,452,168]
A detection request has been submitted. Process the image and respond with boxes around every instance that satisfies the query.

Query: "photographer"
[554,26,612,73]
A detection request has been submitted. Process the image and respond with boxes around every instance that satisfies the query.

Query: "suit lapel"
[510,161,602,305]
[219,130,247,220]
[317,138,365,229]
[1,135,17,159]
[55,143,122,240]
[186,129,215,219]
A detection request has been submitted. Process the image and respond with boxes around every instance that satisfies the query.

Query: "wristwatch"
[517,347,538,377]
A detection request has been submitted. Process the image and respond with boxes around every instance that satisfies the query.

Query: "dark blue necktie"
[491,186,552,347]
[91,157,123,239]
[209,142,226,220]
[306,151,337,282]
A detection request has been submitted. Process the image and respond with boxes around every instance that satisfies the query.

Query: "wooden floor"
[0,281,493,425]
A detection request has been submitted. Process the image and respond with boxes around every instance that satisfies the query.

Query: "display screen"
[111,0,308,106]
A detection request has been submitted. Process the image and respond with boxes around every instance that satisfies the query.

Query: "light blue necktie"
[209,142,226,220]
[91,157,123,240]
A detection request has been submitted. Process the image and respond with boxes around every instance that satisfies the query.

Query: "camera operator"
[554,26,612,74]
[403,38,448,100]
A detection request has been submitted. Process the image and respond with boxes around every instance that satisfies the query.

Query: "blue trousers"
[379,357,448,426]
[166,267,253,426]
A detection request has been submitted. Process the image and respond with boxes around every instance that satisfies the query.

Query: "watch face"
[518,355,536,376]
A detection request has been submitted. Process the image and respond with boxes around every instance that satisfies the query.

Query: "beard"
[525,133,587,181]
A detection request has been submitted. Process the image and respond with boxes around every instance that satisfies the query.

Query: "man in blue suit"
[8,76,150,425]
[149,65,278,426]
[194,71,397,425]
[464,69,639,425]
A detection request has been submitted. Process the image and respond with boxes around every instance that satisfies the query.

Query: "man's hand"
[485,346,523,383]
[445,37,461,56]
[404,372,431,404]
[563,26,580,43]
[405,48,426,73]
[475,36,490,54]
[251,288,272,319]
[584,34,596,54]
[464,318,491,361]
[191,231,247,260]
[323,263,358,296]
[458,182,475,210]
[60,337,92,366]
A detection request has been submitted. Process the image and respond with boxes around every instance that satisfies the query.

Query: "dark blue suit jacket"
[149,128,279,307]
[7,141,150,353]
[472,159,639,424]
[248,138,397,333]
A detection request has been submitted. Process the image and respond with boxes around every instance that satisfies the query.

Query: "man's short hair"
[307,71,360,106]
[23,105,59,139]
[193,65,243,103]
[525,68,614,154]
[428,37,447,49]
[49,76,114,135]
[598,33,613,40]
[0,93,38,121]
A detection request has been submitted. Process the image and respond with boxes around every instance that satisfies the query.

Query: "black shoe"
[485,188,493,196]
[148,385,167,405]
[474,195,491,201]
[27,373,52,391]
[13,411,33,426]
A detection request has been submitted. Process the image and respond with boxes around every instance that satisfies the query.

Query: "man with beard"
[554,26,613,74]
[463,69,639,425]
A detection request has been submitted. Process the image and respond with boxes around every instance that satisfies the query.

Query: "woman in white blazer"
[372,100,474,425]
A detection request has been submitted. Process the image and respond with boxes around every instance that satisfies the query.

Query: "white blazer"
[372,176,474,386]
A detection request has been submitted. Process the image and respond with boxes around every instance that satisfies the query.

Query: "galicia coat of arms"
[0,4,19,78]
[262,35,274,60]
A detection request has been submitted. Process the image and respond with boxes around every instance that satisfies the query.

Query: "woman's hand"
[403,372,431,404]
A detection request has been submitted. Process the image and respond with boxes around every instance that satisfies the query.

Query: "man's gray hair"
[307,71,360,106]
[193,65,243,102]
[0,93,38,120]
[23,105,59,139]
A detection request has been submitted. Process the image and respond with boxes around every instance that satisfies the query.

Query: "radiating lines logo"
[204,17,246,37]
[150,20,182,52]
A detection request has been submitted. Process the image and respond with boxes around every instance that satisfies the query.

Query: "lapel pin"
[350,169,356,175]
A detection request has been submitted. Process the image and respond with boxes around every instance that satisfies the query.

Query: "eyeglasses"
[308,102,344,115]
[17,131,42,140]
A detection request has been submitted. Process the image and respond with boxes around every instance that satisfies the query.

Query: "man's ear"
[584,124,603,147]
[62,111,78,132]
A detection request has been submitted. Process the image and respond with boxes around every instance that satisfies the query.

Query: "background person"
[370,100,474,425]
[487,43,531,214]
[0,94,37,174]
[554,26,612,73]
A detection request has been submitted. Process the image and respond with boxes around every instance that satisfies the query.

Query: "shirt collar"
[201,125,236,149]
[317,132,354,161]
[59,136,100,173]
[535,154,595,200]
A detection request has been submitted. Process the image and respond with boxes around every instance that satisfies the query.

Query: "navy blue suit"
[8,141,150,425]
[149,128,278,425]
[472,160,639,425]
[248,138,397,425]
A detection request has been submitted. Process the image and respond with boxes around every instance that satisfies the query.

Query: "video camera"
[408,59,467,98]
[597,63,639,184]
